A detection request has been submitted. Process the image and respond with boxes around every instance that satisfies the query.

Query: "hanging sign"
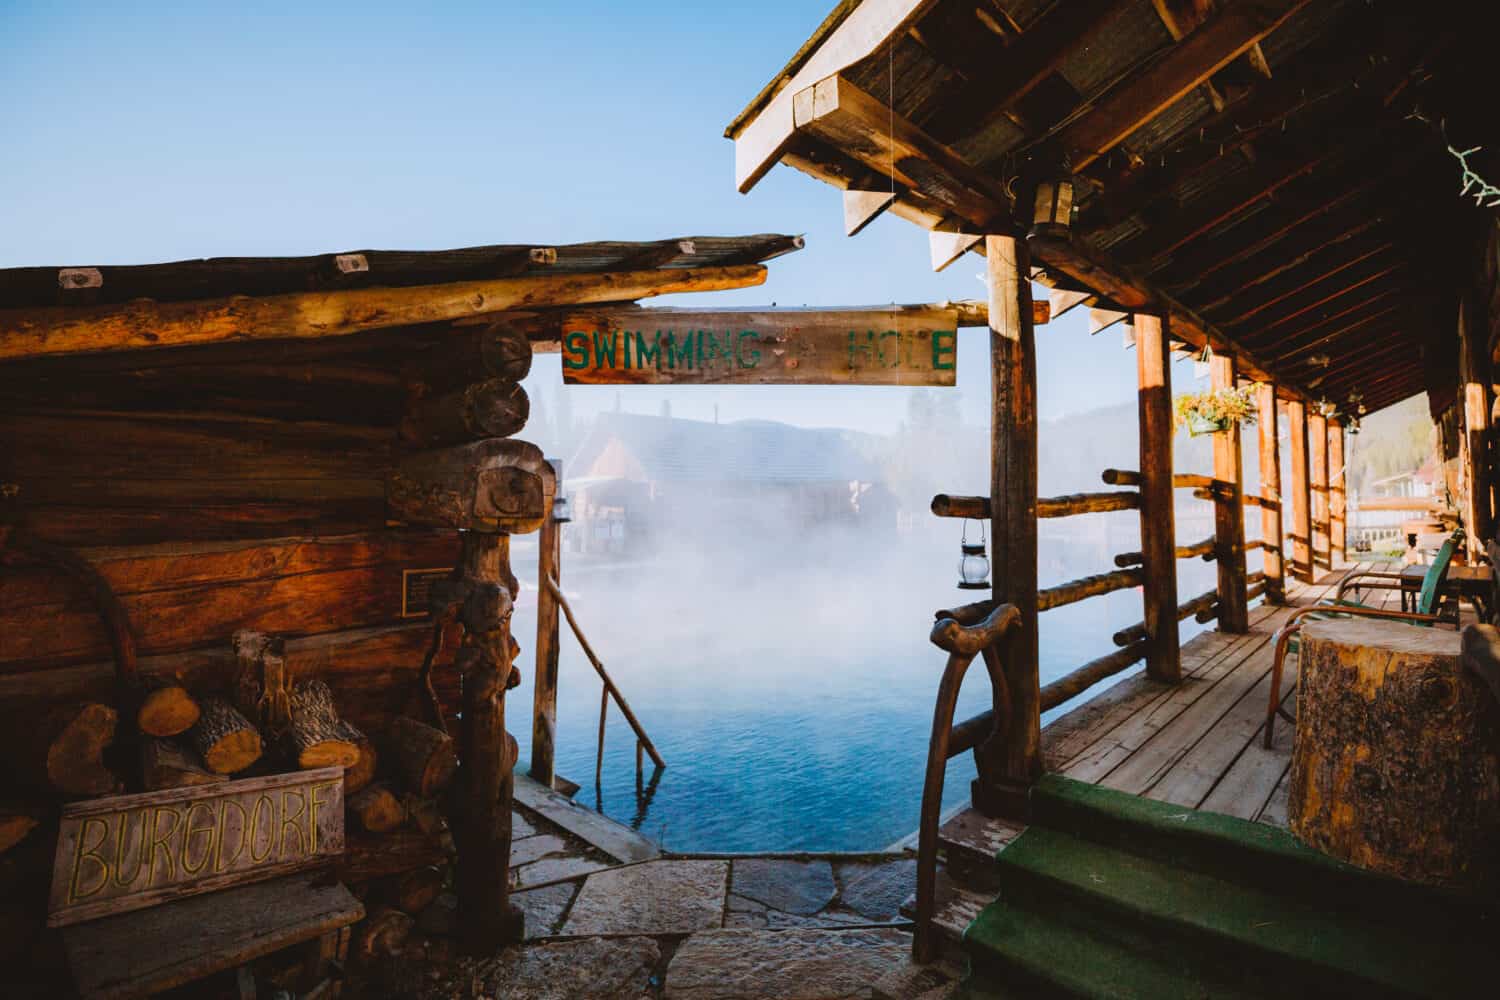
[559,307,959,386]
[48,768,345,926]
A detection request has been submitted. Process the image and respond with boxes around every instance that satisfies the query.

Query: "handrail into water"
[914,602,1019,964]
[543,575,666,775]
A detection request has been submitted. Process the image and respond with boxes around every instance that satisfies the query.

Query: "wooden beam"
[730,0,938,193]
[1027,230,1290,391]
[930,230,982,272]
[919,0,1135,143]
[1056,0,1312,170]
[0,265,768,361]
[982,233,1040,819]
[1212,353,1249,632]
[1287,399,1313,583]
[1258,383,1285,602]
[844,188,897,236]
[1309,410,1330,569]
[1328,419,1347,565]
[1150,0,1228,113]
[1136,312,1181,682]
[793,73,1010,229]
[529,460,563,789]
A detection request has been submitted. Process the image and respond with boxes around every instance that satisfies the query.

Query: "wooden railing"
[914,602,1021,963]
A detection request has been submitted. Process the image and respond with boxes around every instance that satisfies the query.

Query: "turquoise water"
[504,525,1221,852]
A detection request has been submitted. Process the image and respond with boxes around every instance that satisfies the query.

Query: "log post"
[1328,419,1347,566]
[452,532,523,953]
[1257,383,1285,603]
[1461,291,1492,558]
[1310,410,1330,571]
[1136,312,1181,682]
[976,233,1039,819]
[1211,354,1249,632]
[1288,399,1314,583]
[530,459,563,789]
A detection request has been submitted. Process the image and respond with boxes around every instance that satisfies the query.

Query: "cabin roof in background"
[569,412,883,485]
[0,235,803,310]
[728,0,1497,416]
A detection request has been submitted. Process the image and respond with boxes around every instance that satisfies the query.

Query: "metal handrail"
[913,602,1020,964]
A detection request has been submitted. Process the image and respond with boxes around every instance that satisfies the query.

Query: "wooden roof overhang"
[728,0,1494,414]
[0,234,803,364]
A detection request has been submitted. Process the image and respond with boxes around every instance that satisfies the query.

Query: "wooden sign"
[49,767,345,927]
[560,307,959,386]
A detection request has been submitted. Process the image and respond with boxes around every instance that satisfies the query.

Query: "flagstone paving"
[358,802,925,999]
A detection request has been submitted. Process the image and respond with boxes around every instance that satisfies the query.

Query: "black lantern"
[958,520,991,590]
[1029,175,1074,240]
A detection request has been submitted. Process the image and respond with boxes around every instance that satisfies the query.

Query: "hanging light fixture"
[553,492,573,524]
[1028,173,1075,239]
[958,519,991,590]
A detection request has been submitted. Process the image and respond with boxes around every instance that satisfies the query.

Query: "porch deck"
[917,558,1441,954]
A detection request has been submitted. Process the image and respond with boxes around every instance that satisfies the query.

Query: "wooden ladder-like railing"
[913,601,1020,963]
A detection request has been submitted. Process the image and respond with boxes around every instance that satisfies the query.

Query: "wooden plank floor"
[1042,560,1403,827]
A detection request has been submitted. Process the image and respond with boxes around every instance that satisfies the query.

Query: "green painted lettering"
[931,330,957,370]
[592,331,618,368]
[562,331,590,369]
[847,331,877,367]
[635,331,661,370]
[664,331,694,369]
[878,330,901,367]
[736,331,761,368]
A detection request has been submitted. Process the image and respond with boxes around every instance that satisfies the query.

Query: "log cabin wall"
[0,340,461,734]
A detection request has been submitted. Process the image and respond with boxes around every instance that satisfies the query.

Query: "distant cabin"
[565,413,894,556]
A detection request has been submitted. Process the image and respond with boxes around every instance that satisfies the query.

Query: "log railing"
[914,602,1021,963]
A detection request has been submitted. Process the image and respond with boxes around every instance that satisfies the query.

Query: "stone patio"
[352,809,928,1000]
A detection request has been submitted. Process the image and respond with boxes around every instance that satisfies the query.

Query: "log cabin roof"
[727,0,1500,415]
[0,234,803,363]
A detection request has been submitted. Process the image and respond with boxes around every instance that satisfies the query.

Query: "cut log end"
[137,684,201,738]
[296,740,361,770]
[344,738,378,795]
[354,906,414,962]
[41,703,120,798]
[189,697,264,775]
[383,716,458,798]
[0,806,43,855]
[140,738,228,791]
[348,783,406,834]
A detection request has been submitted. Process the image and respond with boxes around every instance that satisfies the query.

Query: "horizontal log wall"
[0,344,466,729]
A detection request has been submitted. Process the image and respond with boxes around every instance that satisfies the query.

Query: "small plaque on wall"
[401,567,453,618]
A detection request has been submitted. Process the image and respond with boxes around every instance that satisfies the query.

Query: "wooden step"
[936,807,1024,890]
[899,867,990,949]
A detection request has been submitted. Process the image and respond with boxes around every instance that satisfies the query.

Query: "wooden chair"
[1262,532,1461,749]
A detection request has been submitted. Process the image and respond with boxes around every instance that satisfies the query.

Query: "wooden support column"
[453,532,523,953]
[529,460,563,789]
[976,234,1040,819]
[1310,411,1330,571]
[1328,421,1346,565]
[1288,400,1314,583]
[1461,291,1492,556]
[1257,383,1285,603]
[1211,355,1249,632]
[1136,312,1181,682]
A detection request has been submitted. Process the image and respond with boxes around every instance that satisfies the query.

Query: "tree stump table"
[1290,618,1500,889]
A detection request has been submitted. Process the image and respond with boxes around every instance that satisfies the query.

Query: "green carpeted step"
[1028,774,1494,929]
[962,889,1270,1000]
[990,826,1487,998]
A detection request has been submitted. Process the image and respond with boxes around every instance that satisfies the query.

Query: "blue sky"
[0,1,1208,430]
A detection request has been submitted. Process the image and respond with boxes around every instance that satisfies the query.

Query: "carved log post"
[530,459,563,788]
[1136,312,1181,682]
[977,233,1039,819]
[1257,383,1285,603]
[1288,399,1314,583]
[1211,354,1249,632]
[1461,290,1492,559]
[1310,410,1330,572]
[1328,419,1347,565]
[386,438,554,954]
[453,533,523,952]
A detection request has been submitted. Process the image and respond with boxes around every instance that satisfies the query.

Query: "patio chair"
[1262,531,1461,748]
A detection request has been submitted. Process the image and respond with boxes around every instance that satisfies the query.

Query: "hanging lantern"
[957,520,991,590]
[1029,174,1074,239]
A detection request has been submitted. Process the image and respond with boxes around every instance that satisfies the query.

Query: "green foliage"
[1173,385,1258,431]
[1345,395,1433,493]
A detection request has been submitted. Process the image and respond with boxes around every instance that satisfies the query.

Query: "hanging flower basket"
[1174,384,1259,437]
[1185,412,1231,437]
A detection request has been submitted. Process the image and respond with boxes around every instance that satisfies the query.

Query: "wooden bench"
[63,874,363,1000]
